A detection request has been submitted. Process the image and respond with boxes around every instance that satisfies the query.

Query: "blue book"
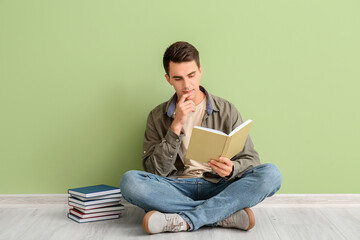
[68,184,120,198]
[69,193,122,201]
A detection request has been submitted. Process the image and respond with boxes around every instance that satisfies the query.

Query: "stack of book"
[67,184,124,223]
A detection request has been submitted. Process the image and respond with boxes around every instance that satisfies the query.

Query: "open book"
[185,119,253,163]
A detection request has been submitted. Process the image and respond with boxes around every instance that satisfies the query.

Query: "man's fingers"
[209,163,228,177]
[219,157,232,166]
[180,99,195,107]
[181,100,195,108]
[184,106,196,113]
[179,101,196,113]
[209,158,234,177]
[209,160,231,172]
[179,93,191,104]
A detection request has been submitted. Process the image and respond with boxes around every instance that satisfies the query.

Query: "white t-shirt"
[177,96,212,178]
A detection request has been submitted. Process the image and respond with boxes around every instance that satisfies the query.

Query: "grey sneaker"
[142,210,189,234]
[218,208,255,231]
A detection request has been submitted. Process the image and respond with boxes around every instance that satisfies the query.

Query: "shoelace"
[219,217,235,227]
[163,215,185,232]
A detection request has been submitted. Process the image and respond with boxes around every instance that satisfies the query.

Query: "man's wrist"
[170,122,182,135]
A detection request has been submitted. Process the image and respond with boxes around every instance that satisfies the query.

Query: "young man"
[120,41,282,234]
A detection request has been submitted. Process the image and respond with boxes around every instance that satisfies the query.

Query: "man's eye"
[189,74,195,78]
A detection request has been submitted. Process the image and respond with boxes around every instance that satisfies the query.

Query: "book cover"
[69,193,122,201]
[185,119,253,163]
[68,197,121,206]
[67,213,120,223]
[68,201,121,210]
[68,184,120,198]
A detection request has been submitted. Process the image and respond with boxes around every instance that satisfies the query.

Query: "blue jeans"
[119,163,282,231]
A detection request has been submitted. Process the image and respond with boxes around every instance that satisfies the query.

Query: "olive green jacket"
[142,86,261,183]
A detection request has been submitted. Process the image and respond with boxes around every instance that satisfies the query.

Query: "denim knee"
[119,170,146,203]
[256,163,283,194]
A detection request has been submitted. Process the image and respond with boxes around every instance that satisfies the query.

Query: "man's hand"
[208,157,234,178]
[170,93,195,135]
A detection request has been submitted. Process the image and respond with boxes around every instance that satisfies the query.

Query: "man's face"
[165,60,202,102]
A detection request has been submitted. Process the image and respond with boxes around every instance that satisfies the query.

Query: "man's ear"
[199,65,202,74]
[165,74,172,85]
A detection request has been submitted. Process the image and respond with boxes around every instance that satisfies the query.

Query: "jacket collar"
[165,86,219,118]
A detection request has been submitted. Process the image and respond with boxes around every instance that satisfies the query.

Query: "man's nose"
[184,78,191,89]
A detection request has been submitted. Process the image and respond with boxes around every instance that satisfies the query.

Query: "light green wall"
[1,0,359,194]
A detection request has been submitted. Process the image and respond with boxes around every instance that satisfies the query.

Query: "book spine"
[221,137,232,160]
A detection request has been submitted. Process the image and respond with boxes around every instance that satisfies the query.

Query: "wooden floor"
[0,194,359,240]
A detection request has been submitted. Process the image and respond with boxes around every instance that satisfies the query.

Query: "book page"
[228,119,253,137]
[193,126,228,136]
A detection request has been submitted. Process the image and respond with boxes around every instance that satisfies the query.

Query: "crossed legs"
[120,163,282,231]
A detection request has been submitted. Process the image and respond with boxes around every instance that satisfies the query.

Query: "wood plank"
[1,194,360,207]
[1,206,359,240]
[1,194,360,240]
[185,208,281,240]
[0,205,279,240]
[319,208,360,240]
[257,194,360,208]
[265,207,348,240]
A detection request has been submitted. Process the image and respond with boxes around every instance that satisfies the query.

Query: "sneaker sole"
[142,210,157,234]
[244,208,255,231]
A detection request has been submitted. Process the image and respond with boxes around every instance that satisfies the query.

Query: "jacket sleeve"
[142,112,184,177]
[225,107,261,181]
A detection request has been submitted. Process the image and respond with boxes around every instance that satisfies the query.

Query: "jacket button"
[170,155,173,158]
[176,139,179,142]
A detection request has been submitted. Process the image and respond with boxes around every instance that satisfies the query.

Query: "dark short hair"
[163,41,200,75]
